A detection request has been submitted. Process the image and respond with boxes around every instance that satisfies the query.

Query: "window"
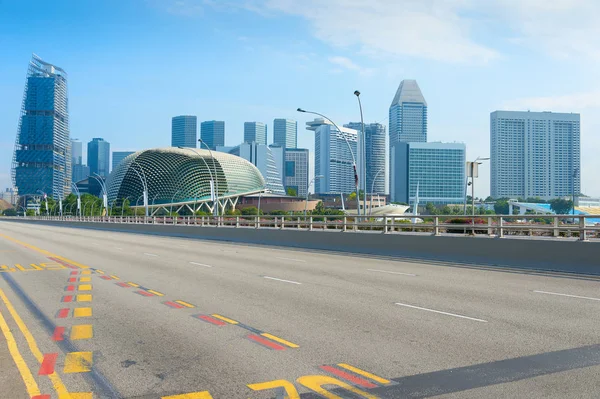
[285,161,295,177]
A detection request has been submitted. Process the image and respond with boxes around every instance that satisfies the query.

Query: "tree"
[241,206,262,215]
[312,201,325,215]
[286,187,298,197]
[549,199,573,215]
[347,190,364,201]
[425,202,437,215]
[484,196,494,203]
[494,199,510,215]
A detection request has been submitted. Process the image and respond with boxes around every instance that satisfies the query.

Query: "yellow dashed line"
[110,275,120,280]
[162,391,215,399]
[95,270,104,274]
[211,314,238,324]
[79,277,91,282]
[64,352,93,373]
[78,284,92,291]
[147,289,164,297]
[81,270,92,275]
[127,282,140,287]
[71,325,93,340]
[336,363,390,385]
[174,300,195,308]
[74,307,92,318]
[59,393,93,399]
[76,294,92,302]
[260,333,299,348]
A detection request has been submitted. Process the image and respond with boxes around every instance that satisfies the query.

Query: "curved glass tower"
[12,54,71,199]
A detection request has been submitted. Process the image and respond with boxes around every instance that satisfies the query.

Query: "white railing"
[14,214,600,241]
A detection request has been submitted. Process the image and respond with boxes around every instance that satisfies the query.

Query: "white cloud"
[328,56,373,75]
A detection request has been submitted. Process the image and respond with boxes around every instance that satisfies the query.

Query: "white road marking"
[368,269,416,277]
[533,290,600,302]
[263,276,302,285]
[395,302,488,323]
[276,257,306,263]
[189,262,212,268]
[143,253,158,257]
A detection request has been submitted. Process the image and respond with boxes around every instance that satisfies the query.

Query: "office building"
[112,151,135,171]
[217,143,286,195]
[244,122,267,145]
[0,188,18,205]
[345,122,387,195]
[200,120,225,150]
[71,139,82,166]
[12,54,71,198]
[171,115,197,148]
[273,119,297,148]
[391,142,465,205]
[284,148,309,197]
[389,79,427,144]
[88,138,110,178]
[72,164,90,183]
[307,118,358,194]
[490,111,580,200]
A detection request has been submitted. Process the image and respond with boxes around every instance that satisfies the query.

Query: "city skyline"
[1,2,599,197]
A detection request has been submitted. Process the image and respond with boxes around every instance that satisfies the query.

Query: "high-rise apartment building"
[200,120,225,150]
[71,139,82,166]
[284,148,309,197]
[490,111,580,200]
[112,151,135,171]
[273,119,297,148]
[88,138,110,178]
[391,142,465,205]
[244,122,267,145]
[12,54,71,198]
[171,115,197,148]
[345,122,387,195]
[307,118,358,194]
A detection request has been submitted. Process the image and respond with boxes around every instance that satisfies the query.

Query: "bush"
[445,218,487,234]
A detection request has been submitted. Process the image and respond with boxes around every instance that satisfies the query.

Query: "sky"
[1,0,599,197]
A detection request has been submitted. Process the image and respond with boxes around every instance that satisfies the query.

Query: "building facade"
[284,148,309,197]
[273,119,297,148]
[345,122,387,195]
[171,115,197,148]
[490,111,580,200]
[88,138,110,178]
[391,142,465,205]
[389,79,427,144]
[72,164,90,183]
[12,54,71,198]
[244,122,267,145]
[112,151,135,171]
[71,139,82,166]
[307,118,358,195]
[200,120,225,150]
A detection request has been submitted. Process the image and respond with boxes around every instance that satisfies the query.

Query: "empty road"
[0,220,598,398]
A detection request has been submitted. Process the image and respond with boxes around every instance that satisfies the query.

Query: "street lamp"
[170,190,181,216]
[464,157,490,216]
[305,175,324,217]
[198,139,219,217]
[71,183,82,217]
[90,173,108,216]
[572,167,579,217]
[130,160,149,217]
[297,108,360,216]
[354,90,367,217]
[370,167,384,215]
[121,197,131,217]
[36,190,48,215]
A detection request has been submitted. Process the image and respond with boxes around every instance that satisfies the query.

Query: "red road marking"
[31,395,51,399]
[194,314,226,326]
[62,295,74,303]
[116,282,130,288]
[39,353,58,375]
[247,334,286,350]
[319,365,378,388]
[135,290,154,297]
[164,301,185,309]
[100,275,112,280]
[65,285,75,292]
[70,271,79,276]
[68,277,77,283]
[51,326,65,341]
[56,308,69,318]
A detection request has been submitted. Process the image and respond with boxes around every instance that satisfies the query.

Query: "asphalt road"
[0,220,598,399]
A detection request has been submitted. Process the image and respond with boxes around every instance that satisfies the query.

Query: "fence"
[16,214,600,241]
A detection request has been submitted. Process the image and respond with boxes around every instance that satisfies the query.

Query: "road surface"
[0,220,598,398]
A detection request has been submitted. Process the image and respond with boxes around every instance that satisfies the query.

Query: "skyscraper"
[490,111,580,200]
[307,118,358,194]
[12,54,71,198]
[244,122,267,145]
[273,119,297,148]
[71,139,82,166]
[391,142,465,205]
[200,120,225,150]
[72,164,90,183]
[112,151,135,171]
[284,148,309,197]
[172,115,197,148]
[345,122,387,195]
[389,79,428,144]
[88,138,110,178]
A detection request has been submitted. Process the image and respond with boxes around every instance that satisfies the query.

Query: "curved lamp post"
[183,147,216,216]
[130,160,149,217]
[198,140,220,217]
[170,190,181,216]
[297,108,360,216]
[121,197,131,217]
[305,175,324,217]
[71,183,82,217]
[464,156,490,215]
[370,167,384,215]
[90,173,108,217]
[354,90,367,217]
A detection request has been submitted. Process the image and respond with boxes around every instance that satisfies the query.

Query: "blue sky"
[1,0,599,197]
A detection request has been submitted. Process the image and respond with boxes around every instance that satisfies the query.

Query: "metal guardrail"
[12,214,600,241]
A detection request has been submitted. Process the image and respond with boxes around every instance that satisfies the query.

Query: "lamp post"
[36,190,48,215]
[354,90,367,217]
[170,190,181,216]
[130,160,149,217]
[305,175,324,217]
[71,183,82,217]
[297,108,360,216]
[572,167,579,217]
[464,157,490,216]
[198,139,219,217]
[90,173,108,216]
[370,167,384,215]
[121,197,131,217]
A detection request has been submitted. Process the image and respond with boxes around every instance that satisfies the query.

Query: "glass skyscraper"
[12,54,71,198]
[391,142,465,205]
[345,122,387,195]
[273,119,297,148]
[112,151,135,172]
[389,79,427,144]
[200,120,225,150]
[490,111,580,200]
[172,115,197,148]
[71,139,82,166]
[244,122,267,145]
[284,148,309,197]
[88,138,111,178]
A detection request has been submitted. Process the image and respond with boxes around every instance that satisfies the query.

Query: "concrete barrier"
[3,219,599,276]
